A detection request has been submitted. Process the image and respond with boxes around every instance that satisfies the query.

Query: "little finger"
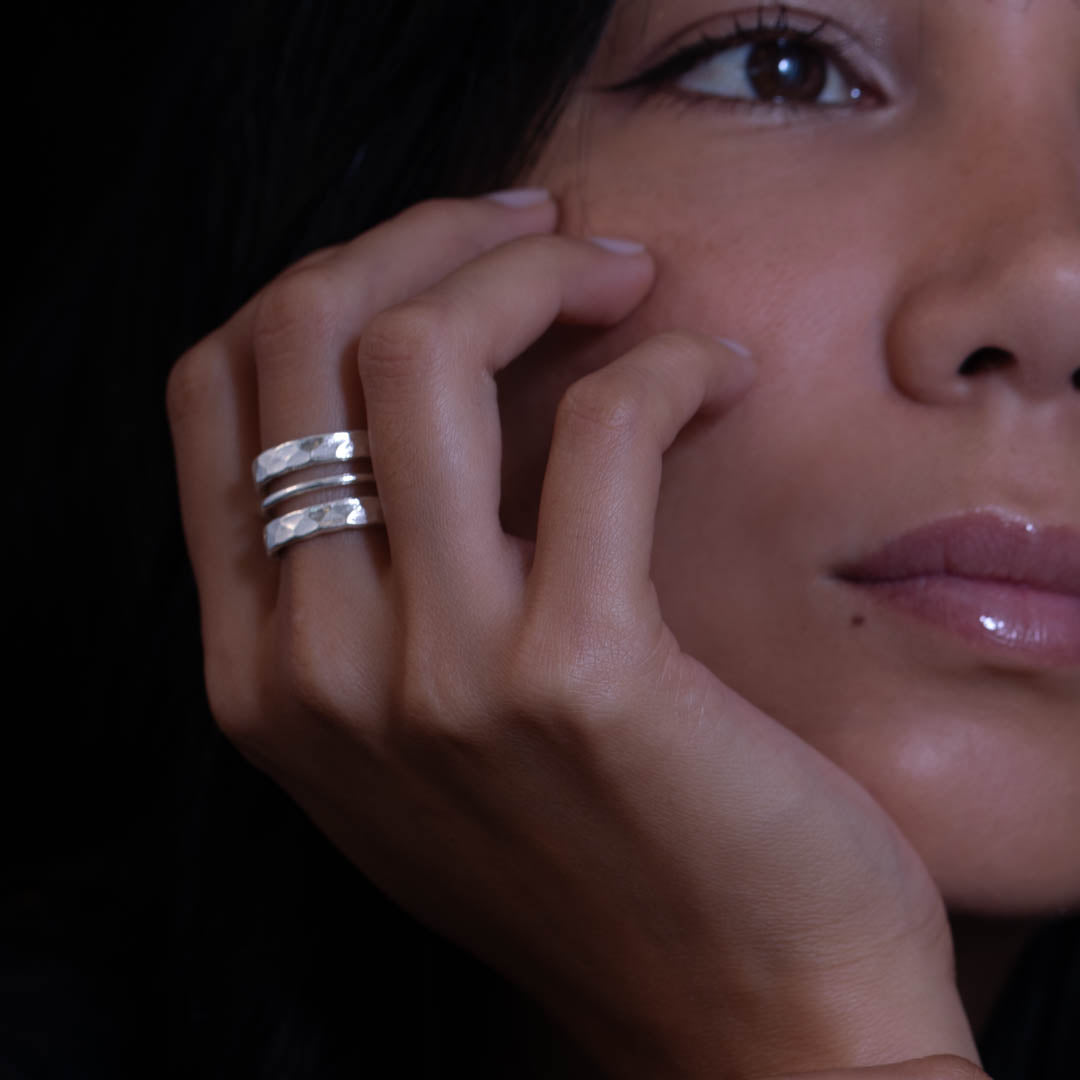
[167,293,273,721]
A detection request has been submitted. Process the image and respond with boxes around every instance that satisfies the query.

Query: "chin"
[666,583,1080,918]
[767,682,1080,919]
[650,492,1080,919]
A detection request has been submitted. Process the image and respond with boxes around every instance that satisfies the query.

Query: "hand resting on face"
[167,191,985,1080]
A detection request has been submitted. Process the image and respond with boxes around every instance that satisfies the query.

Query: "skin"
[504,0,1080,913]
[167,1,1078,1076]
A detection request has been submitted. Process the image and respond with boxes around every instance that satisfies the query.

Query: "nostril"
[958,347,1015,377]
[1072,368,1080,391]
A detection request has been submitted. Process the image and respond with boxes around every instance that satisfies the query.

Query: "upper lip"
[835,511,1080,599]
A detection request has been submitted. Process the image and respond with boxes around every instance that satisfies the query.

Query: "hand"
[168,191,978,1079]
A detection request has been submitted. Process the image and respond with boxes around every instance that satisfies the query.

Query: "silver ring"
[253,430,371,490]
[264,496,384,555]
[260,471,375,516]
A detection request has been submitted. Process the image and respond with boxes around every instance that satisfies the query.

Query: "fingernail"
[588,236,647,256]
[714,336,752,359]
[483,187,552,208]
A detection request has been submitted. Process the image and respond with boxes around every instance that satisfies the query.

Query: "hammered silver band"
[253,430,371,489]
[255,429,382,554]
[260,471,375,516]
[264,497,384,555]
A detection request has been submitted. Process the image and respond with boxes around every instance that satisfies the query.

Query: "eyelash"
[610,4,881,116]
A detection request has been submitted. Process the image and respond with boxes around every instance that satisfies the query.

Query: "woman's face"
[499,0,1080,915]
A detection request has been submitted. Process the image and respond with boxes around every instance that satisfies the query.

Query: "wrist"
[731,955,978,1079]
[569,920,980,1080]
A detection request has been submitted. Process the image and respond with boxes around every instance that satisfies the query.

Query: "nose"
[885,126,1080,407]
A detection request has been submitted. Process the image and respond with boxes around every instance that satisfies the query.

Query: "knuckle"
[503,621,626,733]
[647,328,712,364]
[388,675,454,740]
[277,243,343,277]
[386,670,480,763]
[202,672,246,734]
[501,232,564,261]
[205,688,261,751]
[382,617,508,756]
[271,599,352,722]
[253,266,342,360]
[165,345,223,428]
[201,650,267,750]
[359,299,452,382]
[391,629,477,730]
[557,368,650,445]
[555,331,711,448]
[397,197,469,234]
[396,197,514,260]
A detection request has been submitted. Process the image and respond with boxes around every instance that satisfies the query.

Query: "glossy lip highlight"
[833,511,1080,667]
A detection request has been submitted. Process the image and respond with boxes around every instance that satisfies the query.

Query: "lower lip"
[844,576,1080,667]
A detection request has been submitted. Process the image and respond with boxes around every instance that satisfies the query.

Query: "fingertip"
[714,336,752,361]
[483,187,553,209]
[587,236,648,257]
[583,237,657,311]
[476,187,559,240]
[704,334,758,410]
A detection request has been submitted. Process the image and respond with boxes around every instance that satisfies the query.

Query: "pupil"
[746,39,827,102]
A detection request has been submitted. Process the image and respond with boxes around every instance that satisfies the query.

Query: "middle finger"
[357,234,655,625]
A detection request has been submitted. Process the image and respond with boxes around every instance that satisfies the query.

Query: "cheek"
[538,131,912,435]
[513,118,1080,912]
[503,123,901,534]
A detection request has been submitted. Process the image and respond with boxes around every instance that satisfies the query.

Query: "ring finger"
[252,193,559,639]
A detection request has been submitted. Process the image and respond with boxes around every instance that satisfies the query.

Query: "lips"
[834,512,1080,666]
[837,513,1080,597]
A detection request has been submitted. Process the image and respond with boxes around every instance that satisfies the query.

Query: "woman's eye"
[678,37,864,107]
[606,8,884,115]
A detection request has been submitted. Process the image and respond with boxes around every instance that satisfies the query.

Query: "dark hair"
[7,3,1077,1077]
[9,4,613,1076]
